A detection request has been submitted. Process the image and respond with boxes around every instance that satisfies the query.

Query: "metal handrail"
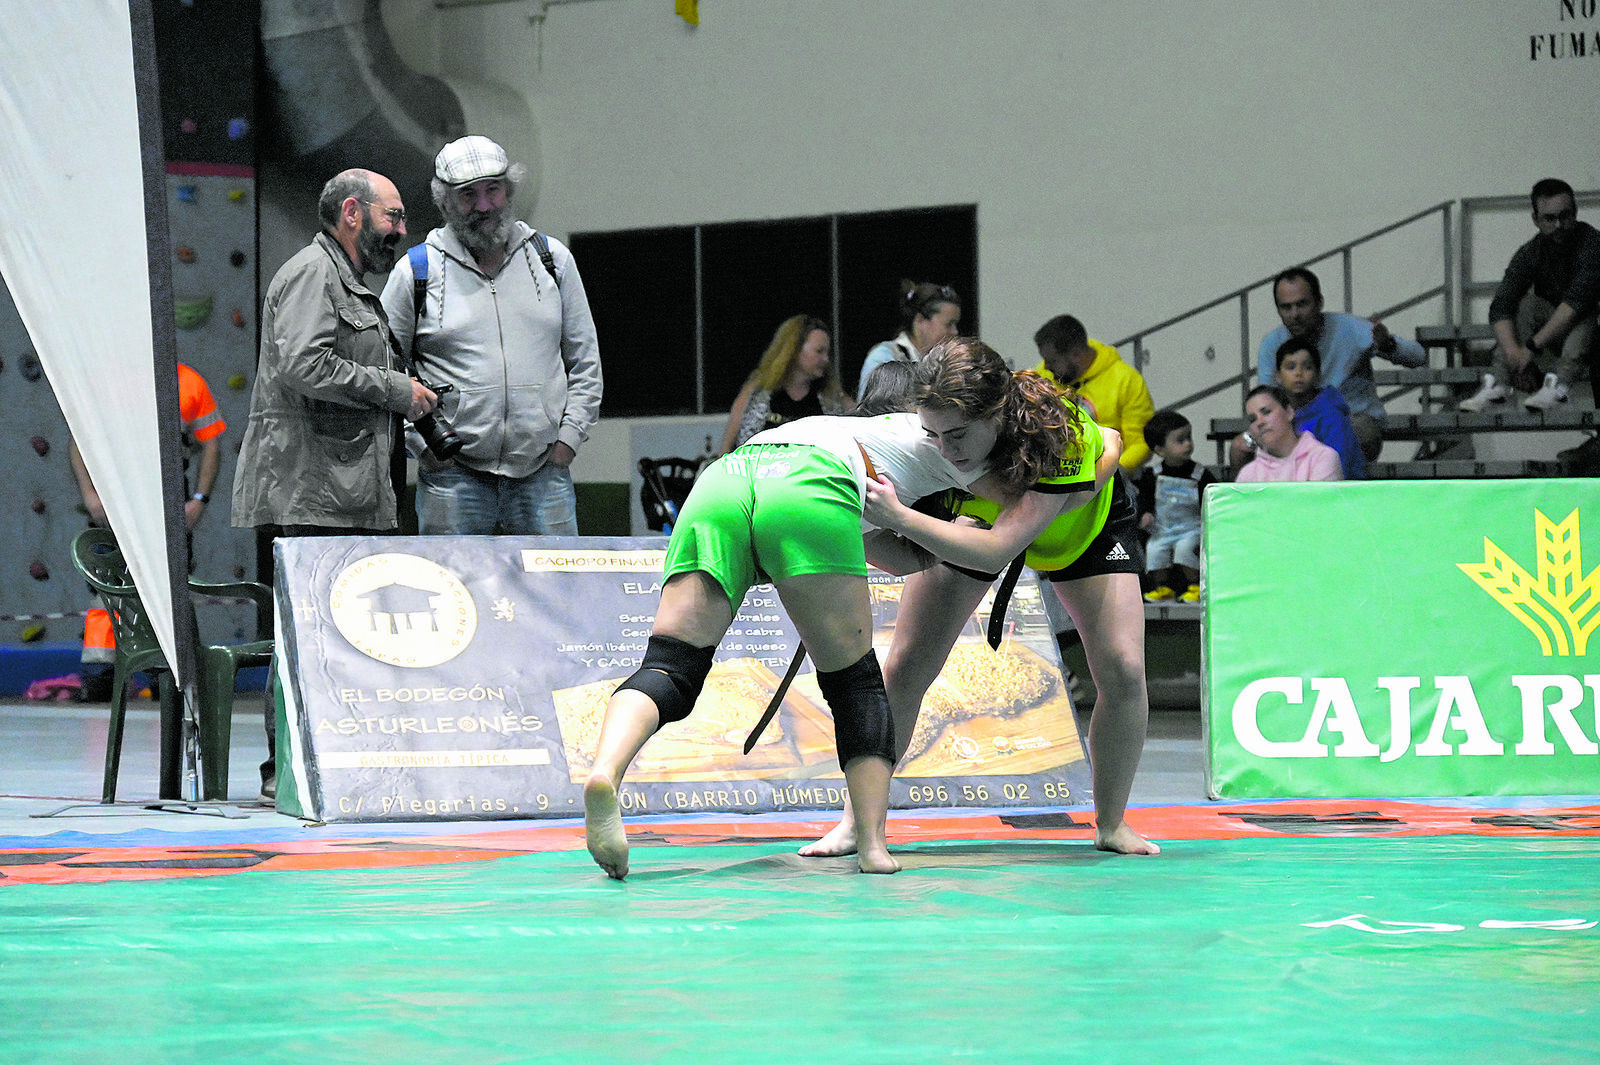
[1129,187,1600,436]
[1114,200,1456,417]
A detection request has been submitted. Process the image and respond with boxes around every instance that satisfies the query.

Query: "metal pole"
[1239,292,1251,401]
[130,0,204,800]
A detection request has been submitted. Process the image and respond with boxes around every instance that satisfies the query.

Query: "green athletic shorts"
[662,442,867,608]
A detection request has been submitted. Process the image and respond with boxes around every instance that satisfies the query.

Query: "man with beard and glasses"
[233,168,439,800]
[235,168,437,535]
[382,136,602,535]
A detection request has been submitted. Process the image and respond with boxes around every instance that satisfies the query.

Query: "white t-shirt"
[745,412,983,520]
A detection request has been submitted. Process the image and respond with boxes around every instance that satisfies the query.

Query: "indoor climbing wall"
[1,0,261,655]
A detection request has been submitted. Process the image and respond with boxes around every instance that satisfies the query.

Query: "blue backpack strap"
[407,243,430,319]
[531,230,559,287]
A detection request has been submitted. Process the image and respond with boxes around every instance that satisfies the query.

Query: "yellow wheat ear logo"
[1458,508,1598,656]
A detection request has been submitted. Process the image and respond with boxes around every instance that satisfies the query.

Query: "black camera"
[413,381,463,459]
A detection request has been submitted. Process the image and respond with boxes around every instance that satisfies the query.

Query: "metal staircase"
[1068,192,1600,702]
[1113,190,1600,476]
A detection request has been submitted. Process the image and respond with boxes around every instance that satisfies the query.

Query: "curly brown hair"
[915,337,1082,497]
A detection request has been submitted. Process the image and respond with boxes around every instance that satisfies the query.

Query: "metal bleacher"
[1057,193,1598,701]
[1118,191,1599,481]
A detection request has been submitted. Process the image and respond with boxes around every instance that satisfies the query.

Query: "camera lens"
[416,412,463,459]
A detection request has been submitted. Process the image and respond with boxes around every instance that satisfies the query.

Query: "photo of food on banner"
[553,570,1082,784]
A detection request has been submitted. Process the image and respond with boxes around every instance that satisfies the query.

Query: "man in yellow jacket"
[1033,314,1156,471]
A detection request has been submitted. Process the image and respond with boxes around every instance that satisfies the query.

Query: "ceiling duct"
[261,0,466,228]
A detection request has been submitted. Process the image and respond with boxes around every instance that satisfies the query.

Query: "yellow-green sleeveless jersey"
[955,416,1113,572]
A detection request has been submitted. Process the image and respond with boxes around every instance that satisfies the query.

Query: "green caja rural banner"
[1205,479,1599,798]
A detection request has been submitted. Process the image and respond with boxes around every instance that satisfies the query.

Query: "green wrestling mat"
[2,829,1595,1064]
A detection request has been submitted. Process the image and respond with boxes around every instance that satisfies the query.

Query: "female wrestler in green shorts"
[584,338,1120,879]
[802,339,1160,858]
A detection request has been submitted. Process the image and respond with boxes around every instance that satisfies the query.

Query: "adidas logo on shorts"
[1106,542,1130,562]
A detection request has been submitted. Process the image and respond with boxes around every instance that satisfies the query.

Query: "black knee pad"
[816,649,896,767]
[616,635,715,726]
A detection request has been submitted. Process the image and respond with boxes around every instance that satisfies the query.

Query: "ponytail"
[988,371,1078,496]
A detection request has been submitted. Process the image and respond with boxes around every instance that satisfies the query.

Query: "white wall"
[375,0,1598,479]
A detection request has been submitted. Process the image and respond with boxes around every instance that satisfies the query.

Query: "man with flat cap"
[382,135,603,535]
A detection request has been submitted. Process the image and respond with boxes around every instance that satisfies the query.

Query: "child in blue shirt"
[1274,336,1367,479]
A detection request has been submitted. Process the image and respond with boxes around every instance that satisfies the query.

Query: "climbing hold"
[20,351,43,381]
[229,187,247,202]
[180,118,197,134]
[31,498,47,514]
[231,308,246,328]
[227,117,250,139]
[228,374,247,390]
[177,246,197,264]
[30,436,50,457]
[177,185,197,203]
[20,622,46,642]
[175,294,213,329]
[29,561,49,581]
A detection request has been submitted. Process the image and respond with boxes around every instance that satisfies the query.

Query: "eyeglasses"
[362,201,407,225]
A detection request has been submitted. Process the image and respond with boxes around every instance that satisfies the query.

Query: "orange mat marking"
[3,799,1595,885]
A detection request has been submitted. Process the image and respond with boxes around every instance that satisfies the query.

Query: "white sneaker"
[1460,373,1512,412]
[1523,373,1569,411]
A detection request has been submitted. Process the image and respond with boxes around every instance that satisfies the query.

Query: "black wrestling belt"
[986,553,1028,650]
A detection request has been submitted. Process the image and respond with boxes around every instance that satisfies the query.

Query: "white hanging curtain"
[0,2,183,682]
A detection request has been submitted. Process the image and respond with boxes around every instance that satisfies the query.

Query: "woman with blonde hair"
[717,315,853,455]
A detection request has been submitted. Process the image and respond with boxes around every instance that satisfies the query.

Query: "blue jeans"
[416,461,579,535]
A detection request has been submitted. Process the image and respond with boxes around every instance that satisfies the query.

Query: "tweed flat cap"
[434,136,509,187]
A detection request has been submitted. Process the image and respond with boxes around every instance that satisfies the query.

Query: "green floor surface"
[2,835,1595,1064]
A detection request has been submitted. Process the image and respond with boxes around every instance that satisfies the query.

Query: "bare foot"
[857,843,901,875]
[584,776,629,879]
[1095,821,1161,855]
[799,820,858,858]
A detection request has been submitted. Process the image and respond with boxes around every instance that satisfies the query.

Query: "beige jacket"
[232,234,414,529]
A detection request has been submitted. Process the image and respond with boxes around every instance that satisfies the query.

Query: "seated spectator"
[1273,336,1366,479]
[1135,410,1216,603]
[1256,266,1425,461]
[855,280,961,401]
[1462,178,1600,413]
[1236,386,1344,483]
[1034,314,1155,470]
[718,315,853,455]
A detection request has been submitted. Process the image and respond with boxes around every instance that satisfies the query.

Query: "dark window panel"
[701,217,832,411]
[571,206,976,416]
[837,206,978,393]
[569,227,698,416]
